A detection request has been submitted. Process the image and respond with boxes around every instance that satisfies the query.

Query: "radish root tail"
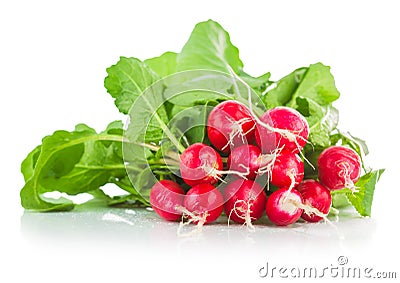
[202,163,250,183]
[281,169,298,203]
[256,146,284,190]
[221,117,256,151]
[176,206,209,237]
[338,161,359,192]
[227,199,256,232]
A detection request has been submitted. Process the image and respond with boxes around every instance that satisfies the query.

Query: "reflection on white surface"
[21,207,376,256]
[19,206,398,283]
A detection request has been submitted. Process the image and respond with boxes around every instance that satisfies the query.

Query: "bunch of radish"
[149,100,362,229]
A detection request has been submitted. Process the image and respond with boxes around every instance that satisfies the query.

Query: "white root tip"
[256,146,283,177]
[338,161,358,192]
[281,169,298,203]
[227,199,256,232]
[295,201,328,220]
[176,206,208,237]
[202,163,250,181]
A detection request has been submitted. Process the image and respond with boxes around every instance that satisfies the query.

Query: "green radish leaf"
[287,63,340,107]
[107,194,143,207]
[183,104,210,144]
[239,71,272,95]
[105,56,170,143]
[144,52,177,78]
[21,145,41,181]
[177,20,243,73]
[295,97,311,117]
[168,104,211,146]
[20,185,75,212]
[19,122,150,211]
[104,57,159,114]
[112,176,150,206]
[176,20,265,95]
[166,89,227,107]
[331,131,369,155]
[163,71,234,107]
[331,193,351,209]
[20,128,91,211]
[346,132,369,156]
[307,104,339,147]
[331,169,384,217]
[125,81,178,147]
[132,167,156,201]
[303,147,323,179]
[347,169,384,216]
[39,122,129,196]
[263,67,307,108]
[289,63,340,147]
[74,188,113,209]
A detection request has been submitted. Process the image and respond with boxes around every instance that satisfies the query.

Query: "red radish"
[180,143,223,186]
[149,180,185,221]
[255,106,309,153]
[207,100,256,153]
[318,146,361,191]
[223,179,267,226]
[271,151,304,189]
[266,187,303,226]
[227,144,274,180]
[296,179,332,222]
[183,183,224,224]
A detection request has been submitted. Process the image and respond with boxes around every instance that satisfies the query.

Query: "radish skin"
[183,183,224,224]
[223,179,267,226]
[180,143,223,186]
[271,151,304,189]
[296,179,332,222]
[149,180,185,221]
[207,100,256,153]
[255,107,309,154]
[227,144,274,180]
[317,146,361,191]
[266,188,303,226]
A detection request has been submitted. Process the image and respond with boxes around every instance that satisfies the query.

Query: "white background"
[1,0,399,282]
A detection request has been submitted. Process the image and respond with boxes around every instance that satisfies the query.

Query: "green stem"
[112,180,149,205]
[75,164,142,172]
[141,96,186,153]
[330,188,353,195]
